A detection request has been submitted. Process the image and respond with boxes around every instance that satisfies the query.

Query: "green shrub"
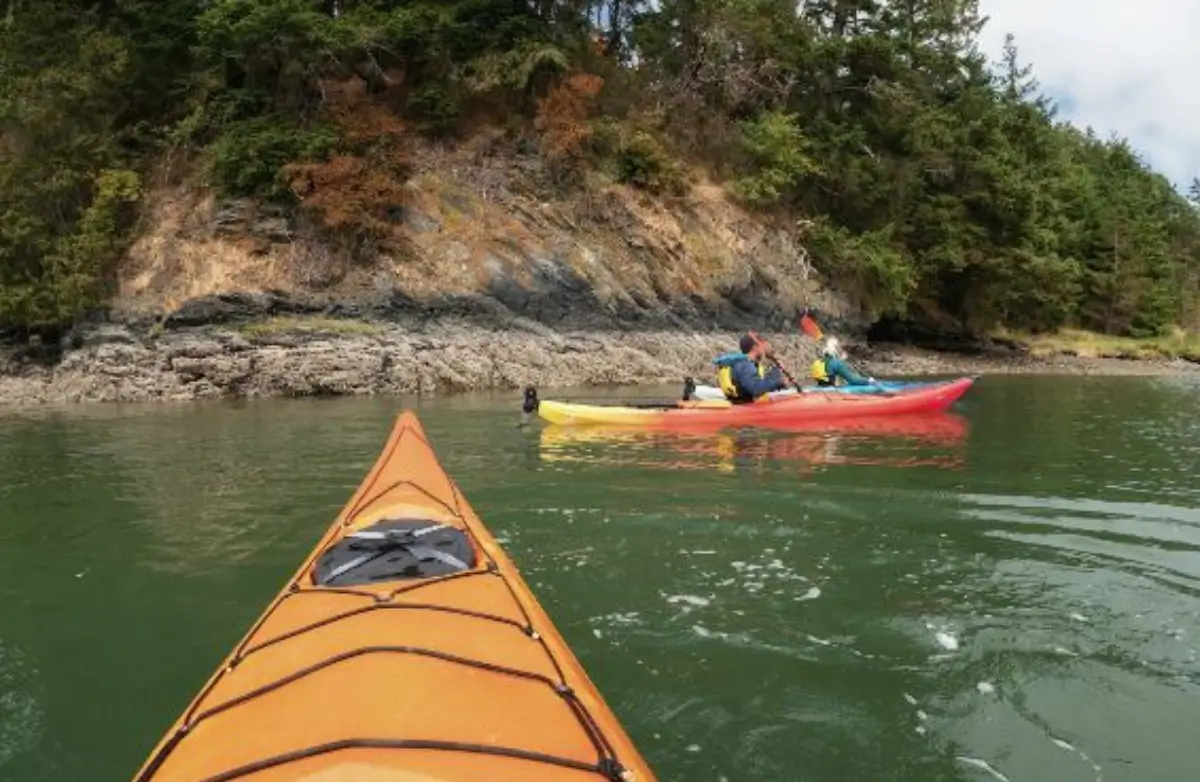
[729,111,819,207]
[0,168,141,329]
[209,117,338,200]
[808,220,916,317]
[608,129,684,194]
[405,85,461,137]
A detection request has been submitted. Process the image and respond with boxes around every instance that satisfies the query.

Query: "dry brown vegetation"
[534,72,605,179]
[283,79,413,253]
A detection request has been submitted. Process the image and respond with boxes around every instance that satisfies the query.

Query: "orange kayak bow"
[132,411,656,782]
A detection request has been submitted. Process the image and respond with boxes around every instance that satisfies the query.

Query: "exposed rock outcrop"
[4,306,1193,408]
[0,313,824,405]
[112,135,866,335]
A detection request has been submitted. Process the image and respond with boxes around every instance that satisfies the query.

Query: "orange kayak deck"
[133,411,655,782]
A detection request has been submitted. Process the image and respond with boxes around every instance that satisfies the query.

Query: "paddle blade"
[800,313,823,340]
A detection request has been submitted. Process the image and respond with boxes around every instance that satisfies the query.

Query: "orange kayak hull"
[132,411,656,782]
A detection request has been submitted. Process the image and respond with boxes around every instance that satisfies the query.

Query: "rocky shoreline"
[0,316,810,407]
[2,305,1196,409]
[7,128,1194,410]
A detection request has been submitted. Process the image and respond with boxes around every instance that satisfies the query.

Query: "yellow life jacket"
[716,360,766,401]
[810,358,829,382]
[716,365,738,399]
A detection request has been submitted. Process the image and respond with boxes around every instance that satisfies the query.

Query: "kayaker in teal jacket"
[811,337,875,387]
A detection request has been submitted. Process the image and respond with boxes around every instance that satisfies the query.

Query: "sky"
[975,0,1200,195]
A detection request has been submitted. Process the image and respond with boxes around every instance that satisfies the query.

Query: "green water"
[1,375,1199,782]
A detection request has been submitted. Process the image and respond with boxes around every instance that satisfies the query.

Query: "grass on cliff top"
[999,327,1200,361]
[238,315,382,338]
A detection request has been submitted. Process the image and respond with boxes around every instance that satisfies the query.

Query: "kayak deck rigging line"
[237,598,535,659]
[136,567,628,780]
[132,418,652,782]
[194,740,631,782]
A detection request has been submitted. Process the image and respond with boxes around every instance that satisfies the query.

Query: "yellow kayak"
[132,411,656,781]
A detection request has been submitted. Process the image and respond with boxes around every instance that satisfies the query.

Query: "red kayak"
[530,376,976,428]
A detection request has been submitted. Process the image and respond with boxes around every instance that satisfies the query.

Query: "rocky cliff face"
[116,133,859,332]
[3,133,868,405]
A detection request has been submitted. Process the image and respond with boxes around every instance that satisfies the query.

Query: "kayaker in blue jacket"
[811,337,875,387]
[713,334,791,402]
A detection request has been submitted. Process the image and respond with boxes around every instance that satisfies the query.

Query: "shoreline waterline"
[2,315,1197,411]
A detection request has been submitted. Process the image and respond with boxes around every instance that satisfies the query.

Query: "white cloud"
[976,0,1200,193]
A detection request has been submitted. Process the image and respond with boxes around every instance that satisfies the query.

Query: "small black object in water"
[519,386,540,427]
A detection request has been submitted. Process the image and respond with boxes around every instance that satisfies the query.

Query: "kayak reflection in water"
[713,333,791,402]
[537,413,970,474]
[678,422,967,474]
[811,337,875,387]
